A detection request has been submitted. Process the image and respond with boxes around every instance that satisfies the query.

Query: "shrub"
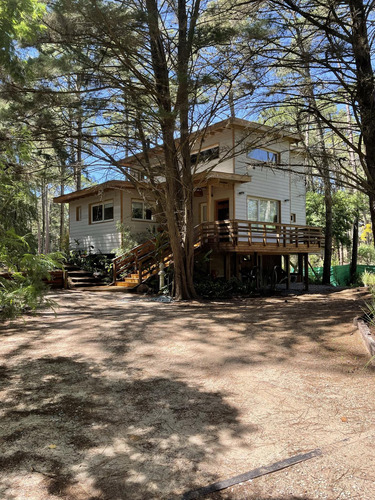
[195,277,255,299]
[360,270,375,289]
[67,249,113,282]
[0,230,64,320]
[358,244,375,265]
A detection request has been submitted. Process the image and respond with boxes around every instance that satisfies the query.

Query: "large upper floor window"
[124,166,148,181]
[247,197,279,223]
[91,201,114,223]
[132,200,152,221]
[247,148,278,164]
[190,146,219,166]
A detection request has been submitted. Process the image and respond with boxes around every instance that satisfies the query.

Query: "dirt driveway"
[0,288,374,500]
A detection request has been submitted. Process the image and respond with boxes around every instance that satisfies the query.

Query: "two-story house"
[53,118,323,289]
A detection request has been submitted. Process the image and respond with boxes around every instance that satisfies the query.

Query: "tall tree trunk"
[348,0,375,243]
[350,216,359,282]
[145,0,199,299]
[346,103,359,283]
[295,25,333,285]
[37,198,42,254]
[45,186,50,254]
[60,176,65,251]
[76,113,82,191]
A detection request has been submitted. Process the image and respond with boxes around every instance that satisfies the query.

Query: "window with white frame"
[190,145,219,166]
[91,201,114,223]
[247,148,278,164]
[247,197,279,223]
[132,200,152,220]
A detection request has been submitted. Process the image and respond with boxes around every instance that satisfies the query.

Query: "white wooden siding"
[193,128,234,175]
[122,189,158,236]
[233,130,306,225]
[69,190,122,254]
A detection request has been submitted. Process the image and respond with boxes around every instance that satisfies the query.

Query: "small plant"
[195,277,255,299]
[360,270,375,290]
[67,250,113,283]
[358,244,375,265]
[0,230,64,320]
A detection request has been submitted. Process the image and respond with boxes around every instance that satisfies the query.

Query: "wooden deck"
[196,220,324,254]
[112,220,323,287]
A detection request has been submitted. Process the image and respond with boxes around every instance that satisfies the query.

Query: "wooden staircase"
[65,265,109,289]
[112,221,324,289]
[112,237,174,289]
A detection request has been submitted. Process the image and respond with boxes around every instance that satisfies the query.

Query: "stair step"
[70,281,108,288]
[64,265,80,271]
[68,270,93,277]
[70,276,101,283]
[115,281,138,288]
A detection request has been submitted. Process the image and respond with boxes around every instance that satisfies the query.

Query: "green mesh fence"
[309,264,375,286]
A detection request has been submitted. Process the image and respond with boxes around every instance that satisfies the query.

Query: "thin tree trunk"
[45,186,50,254]
[60,177,65,251]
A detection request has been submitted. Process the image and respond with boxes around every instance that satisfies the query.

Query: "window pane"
[247,148,277,163]
[92,205,102,222]
[247,199,258,220]
[259,200,278,223]
[144,207,152,220]
[190,146,219,165]
[104,203,114,220]
[132,202,143,219]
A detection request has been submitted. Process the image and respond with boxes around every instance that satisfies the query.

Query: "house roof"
[53,180,135,204]
[53,172,252,204]
[194,171,252,186]
[120,117,301,166]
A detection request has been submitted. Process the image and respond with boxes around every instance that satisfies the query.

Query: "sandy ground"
[0,287,374,500]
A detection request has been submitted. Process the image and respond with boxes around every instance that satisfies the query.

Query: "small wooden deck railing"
[112,220,324,284]
[112,237,172,284]
[195,220,324,252]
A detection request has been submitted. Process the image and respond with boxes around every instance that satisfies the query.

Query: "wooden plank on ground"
[181,448,322,500]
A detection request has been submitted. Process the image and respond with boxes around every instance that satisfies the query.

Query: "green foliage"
[67,248,113,282]
[360,270,375,289]
[358,245,375,265]
[112,224,152,256]
[306,190,365,247]
[0,0,46,79]
[0,230,64,320]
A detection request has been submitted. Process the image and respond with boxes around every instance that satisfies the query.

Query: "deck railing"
[113,220,324,283]
[195,220,324,251]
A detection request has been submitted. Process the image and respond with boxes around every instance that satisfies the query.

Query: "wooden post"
[138,262,143,284]
[225,253,231,280]
[236,254,240,279]
[304,253,309,291]
[257,253,263,289]
[113,261,117,284]
[207,182,212,222]
[298,254,303,282]
[285,254,290,290]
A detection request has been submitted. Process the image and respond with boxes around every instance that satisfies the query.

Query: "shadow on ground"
[0,355,252,499]
[0,289,374,500]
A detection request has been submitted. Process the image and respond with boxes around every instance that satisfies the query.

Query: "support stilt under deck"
[285,254,291,290]
[304,253,309,291]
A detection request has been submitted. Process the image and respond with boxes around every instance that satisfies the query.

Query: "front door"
[215,199,230,221]
[215,199,230,242]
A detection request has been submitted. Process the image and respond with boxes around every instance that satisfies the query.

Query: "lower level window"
[247,197,279,223]
[132,201,152,220]
[92,201,114,223]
